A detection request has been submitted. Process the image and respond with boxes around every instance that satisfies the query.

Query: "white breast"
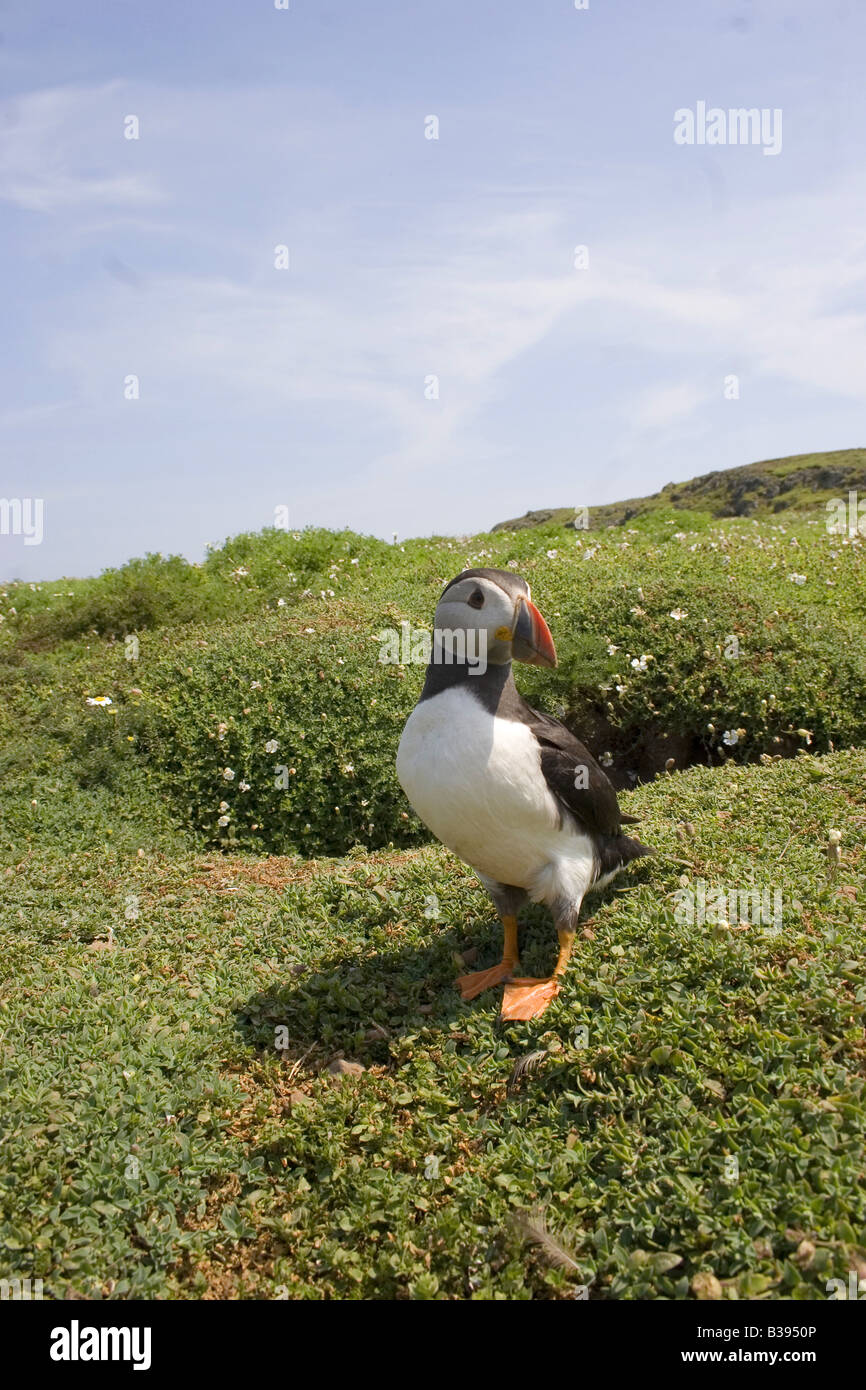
[396,686,596,906]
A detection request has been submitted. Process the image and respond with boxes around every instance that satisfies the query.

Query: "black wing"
[515,699,638,839]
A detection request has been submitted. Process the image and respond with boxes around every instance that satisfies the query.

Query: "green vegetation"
[2,505,864,857]
[1,453,864,1299]
[0,750,863,1299]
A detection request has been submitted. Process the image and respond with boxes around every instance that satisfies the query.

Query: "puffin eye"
[467,589,485,609]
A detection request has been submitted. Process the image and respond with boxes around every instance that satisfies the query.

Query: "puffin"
[396,567,652,1021]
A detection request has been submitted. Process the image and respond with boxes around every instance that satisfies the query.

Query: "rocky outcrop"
[491,448,866,530]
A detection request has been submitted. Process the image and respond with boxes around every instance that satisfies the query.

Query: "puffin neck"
[418,657,516,713]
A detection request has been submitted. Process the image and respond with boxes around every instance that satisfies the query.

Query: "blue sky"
[2,0,865,580]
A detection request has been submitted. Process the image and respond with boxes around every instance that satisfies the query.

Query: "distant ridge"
[491,447,866,531]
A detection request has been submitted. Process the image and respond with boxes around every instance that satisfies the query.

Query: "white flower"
[277,598,286,607]
[722,729,739,746]
[219,801,229,813]
[507,559,519,568]
[607,643,619,655]
[223,767,235,781]
[350,558,360,565]
[630,654,652,672]
[218,815,230,827]
[342,763,355,775]
[304,627,316,634]
[788,573,807,585]
[600,751,613,767]
[86,696,113,707]
[265,739,279,754]
[669,608,688,621]
[546,549,558,559]
[231,567,249,578]
[239,780,251,792]
[583,547,598,560]
[250,681,262,690]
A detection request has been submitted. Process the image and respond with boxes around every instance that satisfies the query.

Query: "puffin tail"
[597,832,654,879]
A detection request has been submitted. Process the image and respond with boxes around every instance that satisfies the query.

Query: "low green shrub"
[2,513,864,857]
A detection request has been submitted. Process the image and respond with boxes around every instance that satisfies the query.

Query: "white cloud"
[5,76,866,566]
[0,83,164,212]
[633,382,710,430]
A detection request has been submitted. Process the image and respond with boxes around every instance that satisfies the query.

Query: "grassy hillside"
[1,749,863,1299]
[2,507,864,857]
[1,473,864,1301]
[492,447,866,531]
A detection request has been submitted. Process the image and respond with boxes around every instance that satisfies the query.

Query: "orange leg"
[456,915,520,1000]
[500,928,575,1021]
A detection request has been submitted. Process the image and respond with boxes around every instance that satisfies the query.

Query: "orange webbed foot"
[455,960,518,1001]
[500,977,560,1021]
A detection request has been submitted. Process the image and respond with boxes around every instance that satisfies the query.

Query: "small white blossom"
[265,739,279,754]
[722,729,739,746]
[788,573,807,585]
[218,815,230,827]
[223,767,235,781]
[669,608,688,621]
[86,696,113,707]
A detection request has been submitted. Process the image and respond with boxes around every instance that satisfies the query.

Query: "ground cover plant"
[1,481,864,1300]
[1,506,864,858]
[0,750,864,1299]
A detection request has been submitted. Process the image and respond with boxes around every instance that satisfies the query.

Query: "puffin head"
[434,567,557,668]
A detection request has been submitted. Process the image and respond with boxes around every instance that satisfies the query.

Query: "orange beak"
[512,596,558,668]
